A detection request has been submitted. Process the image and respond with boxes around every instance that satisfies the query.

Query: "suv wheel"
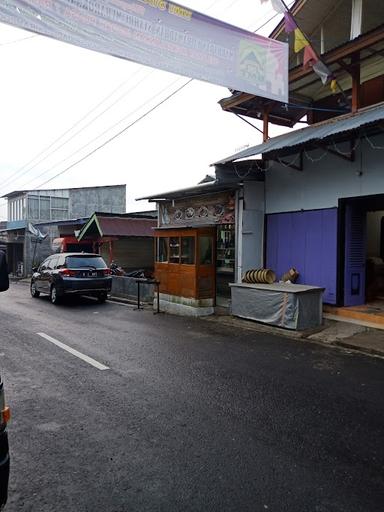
[30,281,40,298]
[97,292,108,303]
[50,285,60,305]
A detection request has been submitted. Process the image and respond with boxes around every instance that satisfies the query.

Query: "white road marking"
[37,332,109,371]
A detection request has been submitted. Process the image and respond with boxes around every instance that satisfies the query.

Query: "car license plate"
[91,272,97,277]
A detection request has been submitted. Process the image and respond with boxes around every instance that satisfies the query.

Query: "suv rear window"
[65,256,107,269]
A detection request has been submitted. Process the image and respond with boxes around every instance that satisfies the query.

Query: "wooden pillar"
[351,52,360,113]
[263,108,269,142]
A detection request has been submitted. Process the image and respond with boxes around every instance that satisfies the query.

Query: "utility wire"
[21,76,187,189]
[0,34,37,46]
[33,79,194,191]
[0,67,151,191]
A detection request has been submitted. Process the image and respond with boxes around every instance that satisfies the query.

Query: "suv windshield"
[66,256,107,269]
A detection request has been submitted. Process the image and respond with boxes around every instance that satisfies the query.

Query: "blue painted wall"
[266,208,338,304]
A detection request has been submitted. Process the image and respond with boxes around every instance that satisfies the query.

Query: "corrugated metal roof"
[214,103,384,165]
[98,217,156,237]
[137,180,240,202]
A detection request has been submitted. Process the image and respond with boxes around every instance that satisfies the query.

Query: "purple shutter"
[266,209,337,304]
[344,204,366,306]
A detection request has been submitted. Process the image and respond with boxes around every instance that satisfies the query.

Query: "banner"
[0,1,288,102]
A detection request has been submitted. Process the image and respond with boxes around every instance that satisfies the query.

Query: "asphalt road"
[0,282,383,512]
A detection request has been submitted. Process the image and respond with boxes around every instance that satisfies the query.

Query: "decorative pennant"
[330,79,338,93]
[303,45,318,68]
[294,28,309,53]
[312,61,331,85]
[284,12,297,33]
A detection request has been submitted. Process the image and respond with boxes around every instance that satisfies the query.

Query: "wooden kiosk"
[154,227,216,316]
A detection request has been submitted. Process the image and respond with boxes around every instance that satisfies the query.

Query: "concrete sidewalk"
[205,313,384,358]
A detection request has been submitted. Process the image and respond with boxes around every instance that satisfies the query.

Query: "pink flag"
[303,45,318,68]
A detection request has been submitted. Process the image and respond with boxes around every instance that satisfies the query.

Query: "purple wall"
[266,208,338,304]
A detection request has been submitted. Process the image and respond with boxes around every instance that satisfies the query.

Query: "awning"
[137,180,240,202]
[77,214,156,241]
[213,103,384,165]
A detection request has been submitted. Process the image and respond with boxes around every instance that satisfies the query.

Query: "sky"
[0,0,292,219]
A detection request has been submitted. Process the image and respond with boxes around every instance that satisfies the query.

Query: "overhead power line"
[0,34,37,46]
[0,67,152,191]
[33,78,194,190]
[19,75,187,190]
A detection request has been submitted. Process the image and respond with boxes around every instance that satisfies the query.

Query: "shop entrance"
[216,223,235,307]
[5,242,23,277]
[341,194,384,313]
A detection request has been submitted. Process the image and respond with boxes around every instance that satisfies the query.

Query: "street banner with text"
[0,0,288,101]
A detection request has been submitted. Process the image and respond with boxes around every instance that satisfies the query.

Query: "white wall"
[265,133,384,214]
[237,181,265,280]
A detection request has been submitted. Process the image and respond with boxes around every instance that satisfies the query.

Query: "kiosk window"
[169,237,180,263]
[199,236,213,265]
[156,237,169,262]
[181,237,195,264]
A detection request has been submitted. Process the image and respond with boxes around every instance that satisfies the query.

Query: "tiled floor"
[324,299,384,326]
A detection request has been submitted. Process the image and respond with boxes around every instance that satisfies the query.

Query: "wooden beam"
[219,92,256,110]
[351,53,360,113]
[263,108,269,142]
[290,24,384,84]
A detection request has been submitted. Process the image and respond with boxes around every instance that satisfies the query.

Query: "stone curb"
[203,315,384,359]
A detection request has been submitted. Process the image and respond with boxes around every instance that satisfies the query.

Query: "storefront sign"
[159,192,235,227]
[0,1,288,101]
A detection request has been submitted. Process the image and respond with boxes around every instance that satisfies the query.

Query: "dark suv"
[30,253,112,304]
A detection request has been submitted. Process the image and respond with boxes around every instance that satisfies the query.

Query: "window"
[48,256,59,270]
[66,255,107,269]
[39,197,50,220]
[57,255,66,268]
[156,237,169,262]
[181,237,195,264]
[39,259,49,271]
[169,237,180,263]
[28,197,39,220]
[199,236,213,265]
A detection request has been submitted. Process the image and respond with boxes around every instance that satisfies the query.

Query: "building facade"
[215,0,384,310]
[1,185,126,276]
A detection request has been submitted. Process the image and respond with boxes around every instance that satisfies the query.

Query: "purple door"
[344,204,366,306]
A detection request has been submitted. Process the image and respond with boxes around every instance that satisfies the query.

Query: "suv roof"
[54,253,101,257]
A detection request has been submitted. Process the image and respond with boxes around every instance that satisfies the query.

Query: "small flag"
[294,28,309,53]
[28,223,48,241]
[312,61,331,85]
[330,79,338,93]
[303,45,318,68]
[284,12,296,33]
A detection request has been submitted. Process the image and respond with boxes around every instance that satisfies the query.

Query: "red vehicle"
[52,237,93,254]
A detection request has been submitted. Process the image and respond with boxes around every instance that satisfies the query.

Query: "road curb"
[333,340,384,358]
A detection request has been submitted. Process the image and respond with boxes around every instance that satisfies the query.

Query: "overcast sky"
[0,0,292,219]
